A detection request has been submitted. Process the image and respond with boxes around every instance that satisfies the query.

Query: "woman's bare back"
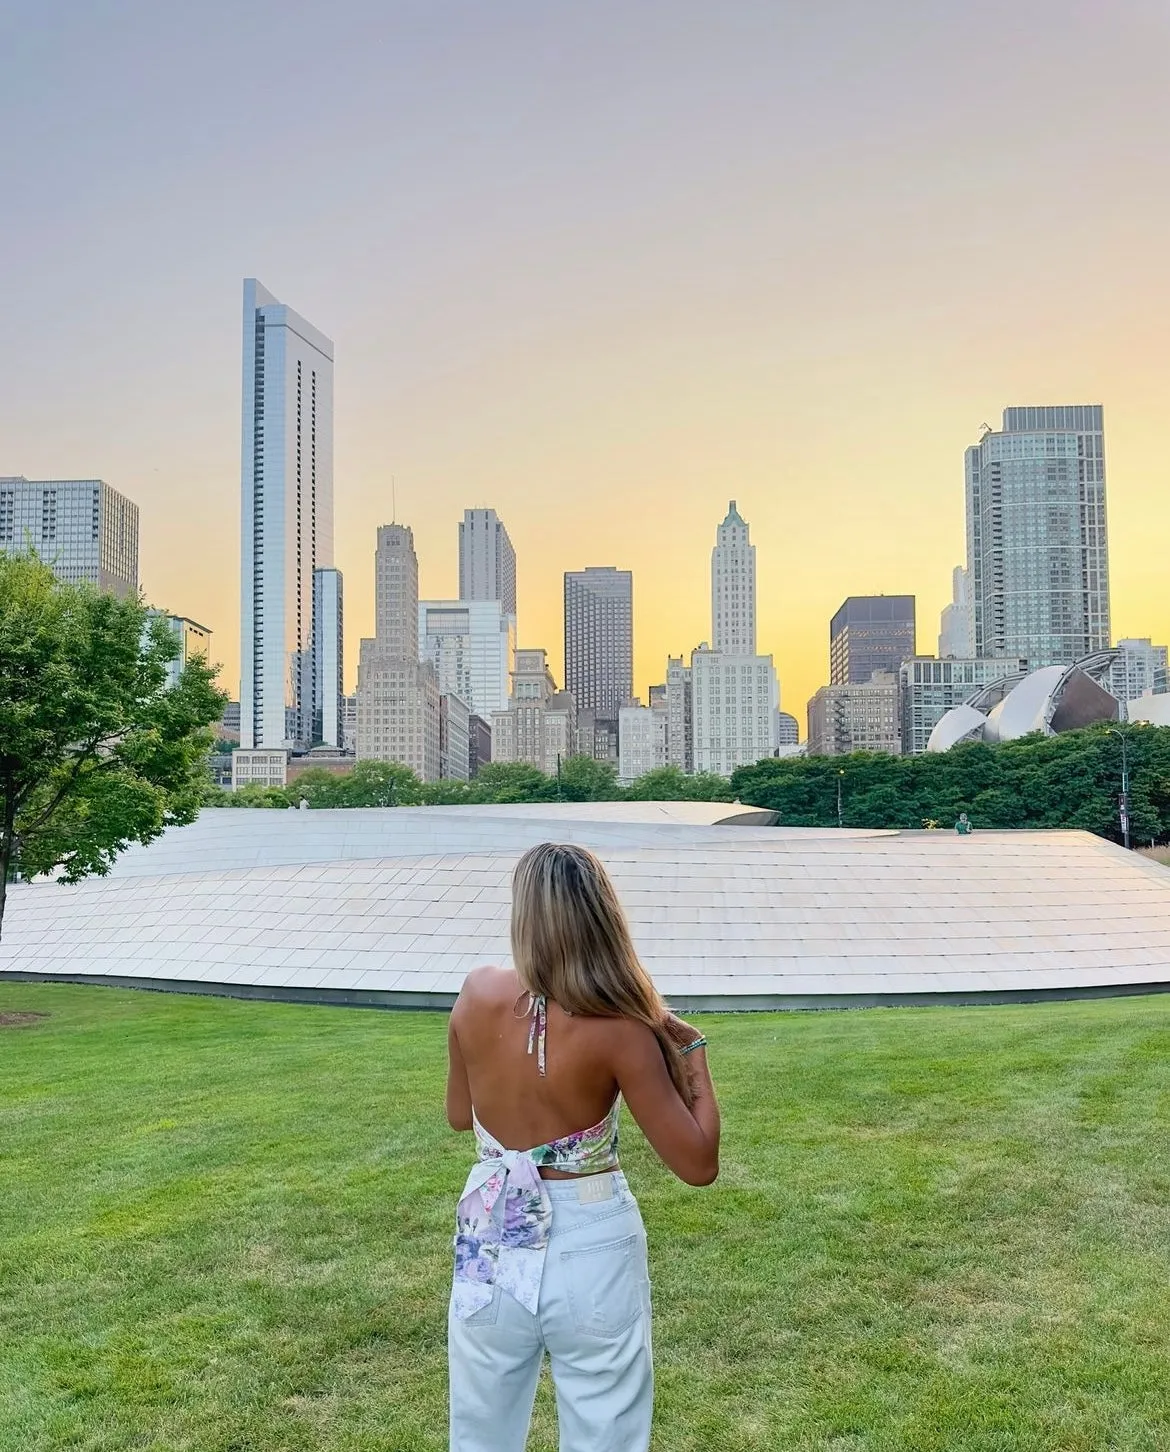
[449,965,621,1171]
[447,963,721,1188]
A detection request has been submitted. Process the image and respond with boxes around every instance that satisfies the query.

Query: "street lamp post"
[1106,727,1131,850]
[837,768,844,829]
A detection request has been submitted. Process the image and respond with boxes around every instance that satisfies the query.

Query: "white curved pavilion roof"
[930,655,1121,752]
[926,703,988,753]
[983,664,1068,743]
[3,804,1169,1010]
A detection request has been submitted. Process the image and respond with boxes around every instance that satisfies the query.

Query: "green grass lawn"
[1,984,1168,1452]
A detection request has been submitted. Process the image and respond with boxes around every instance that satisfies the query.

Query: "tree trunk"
[0,778,16,944]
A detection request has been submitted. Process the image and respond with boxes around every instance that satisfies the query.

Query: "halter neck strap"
[525,993,547,1076]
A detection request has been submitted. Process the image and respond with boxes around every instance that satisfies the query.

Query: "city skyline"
[3,4,1169,717]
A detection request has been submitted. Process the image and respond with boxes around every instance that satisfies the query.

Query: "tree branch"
[16,736,108,836]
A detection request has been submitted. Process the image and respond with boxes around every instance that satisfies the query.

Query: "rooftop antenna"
[392,475,397,522]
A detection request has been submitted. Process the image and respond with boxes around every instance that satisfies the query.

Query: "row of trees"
[209,722,1170,847]
[730,725,1170,845]
[209,759,737,809]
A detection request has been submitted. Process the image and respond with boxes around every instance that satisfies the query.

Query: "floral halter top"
[452,993,621,1321]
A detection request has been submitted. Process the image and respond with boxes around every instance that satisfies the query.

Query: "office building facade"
[240,279,335,750]
[618,702,668,785]
[147,613,212,689]
[711,501,756,654]
[439,693,471,782]
[938,566,973,660]
[459,509,517,627]
[830,596,916,685]
[341,693,357,755]
[564,566,634,724]
[691,647,779,776]
[0,476,139,598]
[775,710,799,747]
[219,700,242,742]
[231,749,288,790]
[966,405,1110,667]
[899,655,1026,756]
[419,599,514,719]
[1111,639,1168,704]
[807,674,901,757]
[356,524,440,780]
[468,714,493,777]
[490,648,577,775]
[312,568,344,748]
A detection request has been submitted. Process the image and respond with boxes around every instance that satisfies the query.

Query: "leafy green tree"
[0,553,226,938]
[470,762,555,804]
[623,765,734,801]
[230,784,293,809]
[328,760,422,808]
[285,768,346,808]
[555,755,620,802]
[685,770,738,802]
[420,779,476,806]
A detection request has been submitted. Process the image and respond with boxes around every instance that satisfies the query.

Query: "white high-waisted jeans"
[448,1170,653,1451]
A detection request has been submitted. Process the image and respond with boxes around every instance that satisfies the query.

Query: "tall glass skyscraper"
[564,566,633,721]
[311,567,344,749]
[240,279,334,750]
[966,405,1109,667]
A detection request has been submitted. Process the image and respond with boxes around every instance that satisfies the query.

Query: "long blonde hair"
[510,842,693,1106]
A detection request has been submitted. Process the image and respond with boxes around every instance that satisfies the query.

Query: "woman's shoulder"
[457,963,519,1007]
[570,1009,658,1057]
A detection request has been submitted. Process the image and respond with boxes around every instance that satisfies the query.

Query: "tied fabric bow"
[452,1142,552,1320]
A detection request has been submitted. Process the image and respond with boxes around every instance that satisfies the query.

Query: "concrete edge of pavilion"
[5,968,1169,1015]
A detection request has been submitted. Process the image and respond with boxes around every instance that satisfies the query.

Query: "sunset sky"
[2,1,1168,725]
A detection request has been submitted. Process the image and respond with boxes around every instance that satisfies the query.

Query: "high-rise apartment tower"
[966,405,1110,666]
[240,279,334,750]
[1111,639,1168,705]
[0,477,138,598]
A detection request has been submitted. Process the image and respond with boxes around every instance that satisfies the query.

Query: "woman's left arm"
[445,1008,473,1131]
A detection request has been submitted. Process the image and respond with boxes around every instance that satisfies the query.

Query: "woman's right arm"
[609,1019,720,1186]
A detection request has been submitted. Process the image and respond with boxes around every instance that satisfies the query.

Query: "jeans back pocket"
[562,1233,648,1337]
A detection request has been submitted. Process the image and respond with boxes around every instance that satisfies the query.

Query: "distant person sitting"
[955,812,972,835]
